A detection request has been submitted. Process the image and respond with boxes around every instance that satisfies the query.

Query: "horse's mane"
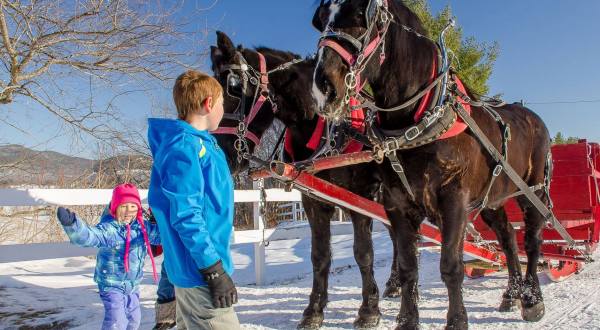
[252,46,302,62]
[389,1,428,39]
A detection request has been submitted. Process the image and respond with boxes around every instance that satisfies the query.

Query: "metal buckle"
[404,126,421,141]
[344,71,358,89]
[384,139,398,152]
[391,162,404,173]
[504,125,511,140]
[493,164,503,176]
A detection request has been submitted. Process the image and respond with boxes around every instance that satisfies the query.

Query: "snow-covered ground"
[1,229,599,329]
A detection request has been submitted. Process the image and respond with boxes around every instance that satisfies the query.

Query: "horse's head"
[312,0,434,125]
[210,31,278,175]
[211,31,316,174]
[311,0,392,121]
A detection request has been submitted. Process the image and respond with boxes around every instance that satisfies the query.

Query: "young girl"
[57,183,160,330]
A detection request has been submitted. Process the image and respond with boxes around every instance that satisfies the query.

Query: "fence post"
[337,207,344,222]
[292,202,297,222]
[253,179,266,286]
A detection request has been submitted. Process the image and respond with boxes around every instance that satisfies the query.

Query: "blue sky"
[2,0,599,159]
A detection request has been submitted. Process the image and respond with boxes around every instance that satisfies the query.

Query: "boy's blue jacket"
[147,118,234,288]
[62,209,160,293]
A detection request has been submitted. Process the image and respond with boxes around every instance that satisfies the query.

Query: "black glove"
[143,208,156,224]
[56,207,76,226]
[200,260,238,308]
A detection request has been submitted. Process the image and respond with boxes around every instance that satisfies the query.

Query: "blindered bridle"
[317,0,392,115]
[213,50,301,163]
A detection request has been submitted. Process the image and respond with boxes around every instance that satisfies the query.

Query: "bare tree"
[0,0,205,140]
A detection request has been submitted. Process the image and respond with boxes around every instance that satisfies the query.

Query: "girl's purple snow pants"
[99,289,141,330]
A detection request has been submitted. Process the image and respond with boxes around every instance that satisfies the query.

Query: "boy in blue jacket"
[147,70,240,329]
[57,183,160,330]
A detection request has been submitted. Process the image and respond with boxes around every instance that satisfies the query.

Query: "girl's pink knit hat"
[110,183,158,283]
[110,183,143,221]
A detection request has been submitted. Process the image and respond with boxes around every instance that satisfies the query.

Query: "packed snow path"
[1,231,598,329]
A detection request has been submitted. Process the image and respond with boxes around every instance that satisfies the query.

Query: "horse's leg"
[349,211,381,329]
[439,192,469,330]
[298,196,336,329]
[383,226,401,298]
[480,208,523,311]
[517,193,546,322]
[386,209,420,330]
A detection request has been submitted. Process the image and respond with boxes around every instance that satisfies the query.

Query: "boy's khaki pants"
[175,286,240,330]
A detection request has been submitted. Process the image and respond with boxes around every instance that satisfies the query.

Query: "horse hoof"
[445,322,468,330]
[498,298,520,312]
[353,313,381,329]
[383,285,401,298]
[521,301,545,322]
[444,311,468,330]
[297,314,324,329]
[395,316,419,330]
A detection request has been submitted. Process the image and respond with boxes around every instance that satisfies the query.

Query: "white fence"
[0,187,386,285]
[277,202,346,223]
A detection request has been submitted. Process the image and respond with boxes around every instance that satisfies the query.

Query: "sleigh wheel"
[544,259,582,282]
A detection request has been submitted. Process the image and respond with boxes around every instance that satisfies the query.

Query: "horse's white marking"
[327,3,341,27]
[312,2,341,111]
[312,49,327,111]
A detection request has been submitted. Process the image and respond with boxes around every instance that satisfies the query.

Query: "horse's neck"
[371,27,437,128]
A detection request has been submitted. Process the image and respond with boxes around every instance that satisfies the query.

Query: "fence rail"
[0,187,387,284]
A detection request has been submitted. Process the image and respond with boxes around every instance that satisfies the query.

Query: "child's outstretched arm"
[57,207,118,248]
[160,141,220,270]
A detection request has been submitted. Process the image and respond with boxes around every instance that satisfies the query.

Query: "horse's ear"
[216,31,235,59]
[210,46,223,66]
[312,1,329,32]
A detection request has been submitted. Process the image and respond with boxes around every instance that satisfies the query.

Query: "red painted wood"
[544,260,581,282]
[464,266,500,279]
[251,140,600,275]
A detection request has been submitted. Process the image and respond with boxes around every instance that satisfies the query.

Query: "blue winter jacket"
[147,118,234,288]
[62,208,160,293]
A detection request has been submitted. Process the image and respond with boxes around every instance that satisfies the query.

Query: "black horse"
[312,1,551,329]
[210,31,400,329]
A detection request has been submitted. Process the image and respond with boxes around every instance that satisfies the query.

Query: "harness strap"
[471,164,503,221]
[387,151,415,201]
[258,52,268,90]
[244,52,270,126]
[374,104,457,153]
[320,31,363,53]
[355,67,448,112]
[244,94,268,126]
[452,103,576,246]
[213,126,261,146]
[319,39,356,65]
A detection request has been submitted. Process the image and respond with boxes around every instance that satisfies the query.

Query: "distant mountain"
[0,145,150,187]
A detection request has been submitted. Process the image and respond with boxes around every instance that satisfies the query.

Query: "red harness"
[284,57,472,160]
[284,102,366,161]
[412,57,472,140]
[213,52,274,147]
[437,77,471,139]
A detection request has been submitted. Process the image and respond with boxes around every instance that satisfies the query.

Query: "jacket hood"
[148,118,212,157]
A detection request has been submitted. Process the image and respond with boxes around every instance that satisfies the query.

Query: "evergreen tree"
[552,132,580,145]
[404,0,499,96]
[553,132,566,144]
